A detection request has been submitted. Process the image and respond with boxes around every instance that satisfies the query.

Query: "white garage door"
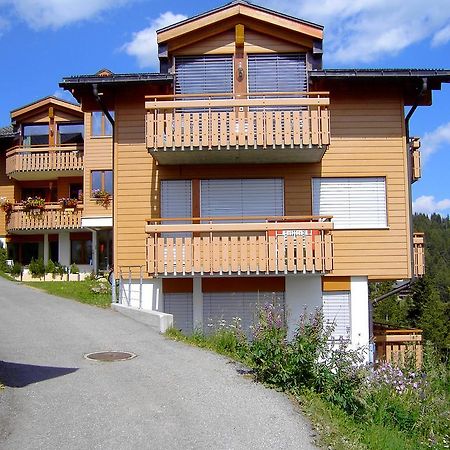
[203,292,285,334]
[164,293,193,334]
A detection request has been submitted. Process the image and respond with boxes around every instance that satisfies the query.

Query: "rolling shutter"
[203,292,285,335]
[312,177,387,229]
[248,53,307,93]
[322,291,351,340]
[161,180,192,237]
[200,179,284,219]
[164,293,193,333]
[175,55,233,95]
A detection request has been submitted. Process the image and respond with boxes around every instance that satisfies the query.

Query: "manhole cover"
[84,351,137,362]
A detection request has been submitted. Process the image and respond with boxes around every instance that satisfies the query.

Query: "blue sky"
[0,0,449,214]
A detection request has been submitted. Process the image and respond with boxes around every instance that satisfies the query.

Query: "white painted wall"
[350,276,370,360]
[119,278,163,311]
[285,276,322,339]
[58,231,71,267]
[0,236,6,249]
[192,277,203,329]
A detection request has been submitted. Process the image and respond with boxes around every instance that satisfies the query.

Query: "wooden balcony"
[7,203,83,232]
[413,232,425,277]
[5,144,84,180]
[145,216,334,277]
[145,92,331,165]
[410,138,421,182]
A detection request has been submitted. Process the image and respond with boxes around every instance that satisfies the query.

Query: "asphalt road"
[0,277,318,450]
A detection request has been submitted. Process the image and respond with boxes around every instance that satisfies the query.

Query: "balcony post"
[193,277,203,329]
[58,231,71,268]
[43,233,49,265]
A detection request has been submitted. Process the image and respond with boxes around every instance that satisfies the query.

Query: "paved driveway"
[0,277,317,450]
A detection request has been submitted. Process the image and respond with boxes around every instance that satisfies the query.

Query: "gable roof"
[157,0,323,44]
[11,96,81,120]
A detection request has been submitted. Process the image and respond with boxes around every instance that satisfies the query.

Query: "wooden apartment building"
[2,1,448,352]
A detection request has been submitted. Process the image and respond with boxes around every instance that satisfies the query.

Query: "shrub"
[0,242,7,272]
[28,257,46,278]
[45,260,56,277]
[70,263,80,274]
[10,262,22,277]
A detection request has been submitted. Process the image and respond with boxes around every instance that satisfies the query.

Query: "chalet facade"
[1,1,446,355]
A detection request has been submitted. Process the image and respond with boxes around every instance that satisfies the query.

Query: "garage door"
[164,293,193,334]
[203,292,285,335]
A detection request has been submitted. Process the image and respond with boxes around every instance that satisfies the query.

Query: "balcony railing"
[145,216,334,277]
[5,144,84,179]
[145,92,330,164]
[7,203,83,232]
[409,137,421,182]
[413,232,425,277]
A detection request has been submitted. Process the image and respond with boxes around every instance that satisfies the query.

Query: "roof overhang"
[11,96,82,120]
[310,69,450,106]
[157,1,323,48]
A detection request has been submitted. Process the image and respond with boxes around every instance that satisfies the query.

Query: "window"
[71,239,92,265]
[312,177,387,229]
[22,124,49,146]
[91,170,112,195]
[91,111,114,137]
[175,55,233,96]
[58,123,84,145]
[323,291,351,341]
[69,183,83,200]
[200,179,284,220]
[248,54,307,93]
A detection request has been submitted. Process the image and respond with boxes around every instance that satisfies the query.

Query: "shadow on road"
[0,361,78,388]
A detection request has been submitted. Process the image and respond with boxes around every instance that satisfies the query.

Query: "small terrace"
[145,216,334,277]
[145,92,330,165]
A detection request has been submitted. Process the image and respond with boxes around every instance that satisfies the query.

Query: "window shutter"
[322,291,351,340]
[203,292,285,334]
[200,179,284,219]
[175,55,233,95]
[164,293,193,333]
[312,177,387,229]
[248,53,307,93]
[161,180,192,219]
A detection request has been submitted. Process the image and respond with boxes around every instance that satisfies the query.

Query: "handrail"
[146,215,332,223]
[145,91,330,100]
[6,143,84,156]
[12,203,84,211]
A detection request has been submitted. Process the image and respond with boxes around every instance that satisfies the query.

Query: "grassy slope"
[24,280,111,307]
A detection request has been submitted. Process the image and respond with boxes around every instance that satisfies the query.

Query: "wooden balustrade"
[410,137,421,182]
[5,144,84,178]
[145,92,330,164]
[145,216,334,277]
[413,232,425,277]
[7,204,83,231]
[374,324,423,368]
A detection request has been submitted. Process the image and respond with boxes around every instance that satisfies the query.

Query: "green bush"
[28,257,46,278]
[70,263,79,274]
[45,260,56,278]
[10,262,22,277]
[0,242,7,272]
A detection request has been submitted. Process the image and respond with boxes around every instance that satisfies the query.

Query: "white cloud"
[122,12,187,68]
[259,0,450,63]
[413,195,450,214]
[421,122,450,163]
[0,0,131,30]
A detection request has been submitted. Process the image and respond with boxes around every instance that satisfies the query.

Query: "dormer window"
[22,124,49,146]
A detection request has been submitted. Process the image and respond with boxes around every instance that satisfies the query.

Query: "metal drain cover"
[84,351,137,362]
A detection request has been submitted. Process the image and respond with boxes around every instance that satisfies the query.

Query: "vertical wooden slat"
[211,112,219,147]
[302,110,310,146]
[238,112,246,146]
[166,239,174,274]
[268,235,276,272]
[284,111,292,146]
[212,236,220,272]
[147,112,154,148]
[183,112,191,148]
[229,112,236,147]
[314,233,323,272]
[321,109,330,145]
[174,113,182,147]
[258,235,267,272]
[175,237,183,274]
[147,236,155,275]
[266,111,273,147]
[274,111,283,146]
[240,236,248,272]
[324,233,333,271]
[292,111,301,146]
[311,109,319,145]
[305,235,313,271]
[192,113,200,148]
[184,238,192,273]
[157,237,165,274]
[203,237,211,273]
[277,235,286,272]
[220,112,228,147]
[296,236,305,272]
[247,112,255,147]
[256,112,264,146]
[221,237,230,272]
[201,112,209,149]
[157,113,165,148]
[231,236,239,272]
[165,113,173,148]
[249,236,257,272]
[287,235,295,271]
[193,237,201,273]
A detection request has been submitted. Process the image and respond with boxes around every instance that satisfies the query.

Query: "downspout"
[372,78,427,306]
[92,84,115,276]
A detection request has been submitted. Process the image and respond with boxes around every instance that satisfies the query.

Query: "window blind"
[312,177,387,229]
[323,291,351,340]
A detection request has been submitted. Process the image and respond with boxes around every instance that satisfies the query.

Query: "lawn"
[24,280,112,308]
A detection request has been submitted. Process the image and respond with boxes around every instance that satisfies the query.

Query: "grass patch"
[0,271,15,281]
[24,280,111,308]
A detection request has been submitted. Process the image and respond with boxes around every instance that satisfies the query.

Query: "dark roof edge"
[157,0,323,35]
[310,69,450,79]
[60,73,173,87]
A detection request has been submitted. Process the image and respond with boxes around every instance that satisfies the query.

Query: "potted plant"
[21,197,46,214]
[0,197,13,223]
[92,189,111,208]
[59,197,78,213]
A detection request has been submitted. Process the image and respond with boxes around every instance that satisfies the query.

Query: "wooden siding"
[114,86,411,281]
[83,112,113,218]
